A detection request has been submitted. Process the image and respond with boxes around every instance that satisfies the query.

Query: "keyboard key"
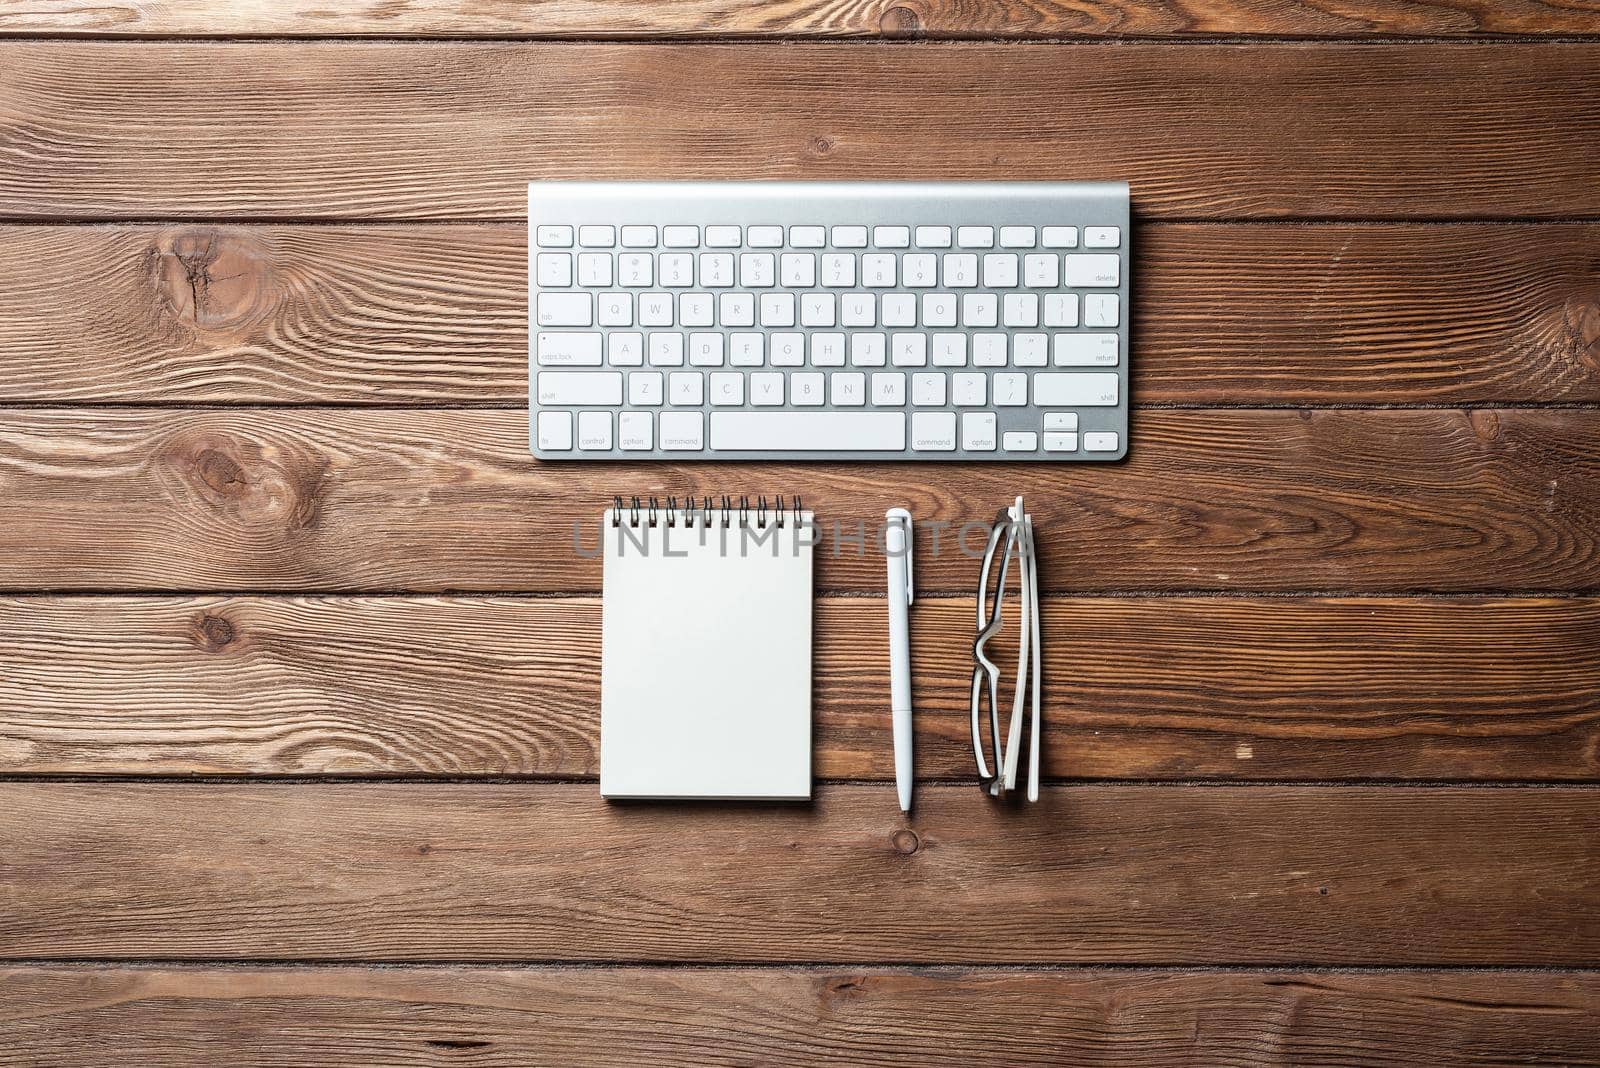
[537,331,602,366]
[903,254,937,287]
[718,292,755,327]
[537,371,622,406]
[629,371,663,406]
[660,412,704,450]
[705,225,741,247]
[1044,412,1078,431]
[962,412,997,451]
[841,293,876,327]
[729,332,764,366]
[912,372,947,407]
[942,254,978,288]
[874,226,910,248]
[688,332,724,366]
[669,371,704,405]
[851,333,887,367]
[578,411,612,450]
[608,331,643,366]
[578,225,615,247]
[710,372,744,405]
[911,411,957,451]
[994,372,1028,406]
[536,293,592,327]
[881,294,916,327]
[618,253,654,287]
[535,225,573,248]
[952,372,986,406]
[957,226,994,248]
[1085,293,1120,327]
[740,253,775,288]
[832,225,868,248]
[781,253,815,287]
[972,333,1007,367]
[679,293,713,327]
[810,332,846,366]
[1034,372,1119,406]
[915,226,951,248]
[618,411,653,450]
[1053,333,1119,366]
[658,253,693,287]
[638,292,672,327]
[770,332,805,366]
[982,253,1018,288]
[712,412,905,451]
[832,372,866,406]
[1003,431,1038,452]
[999,226,1036,247]
[1084,431,1120,452]
[536,253,572,287]
[1013,333,1047,367]
[578,253,613,287]
[1042,226,1078,248]
[800,293,836,327]
[790,226,826,247]
[822,254,856,287]
[862,254,897,287]
[759,292,795,327]
[748,226,784,247]
[1043,293,1079,327]
[1044,431,1079,453]
[537,410,572,450]
[649,332,684,366]
[891,333,927,367]
[1064,254,1120,287]
[1003,293,1038,327]
[663,225,699,248]
[962,293,998,327]
[596,293,632,326]
[621,226,657,247]
[1085,226,1121,248]
[922,293,956,327]
[932,333,967,366]
[871,372,906,405]
[750,372,785,405]
[791,372,825,406]
[1023,254,1059,288]
[699,253,734,287]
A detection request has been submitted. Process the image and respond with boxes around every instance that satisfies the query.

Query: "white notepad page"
[601,507,814,800]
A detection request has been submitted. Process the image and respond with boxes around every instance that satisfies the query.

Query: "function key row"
[535,224,1120,251]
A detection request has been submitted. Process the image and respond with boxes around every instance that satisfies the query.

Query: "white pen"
[884,508,915,813]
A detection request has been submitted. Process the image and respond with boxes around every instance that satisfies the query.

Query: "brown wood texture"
[3,595,1597,782]
[2,782,1595,964]
[0,407,1594,594]
[3,44,1599,221]
[6,0,1600,38]
[4,965,1599,1068]
[4,222,1598,406]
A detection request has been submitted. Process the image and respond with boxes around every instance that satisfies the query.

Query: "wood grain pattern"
[3,595,1597,781]
[6,0,1600,39]
[4,965,1599,1067]
[2,782,1596,963]
[4,222,1597,405]
[3,43,1599,221]
[0,408,1594,593]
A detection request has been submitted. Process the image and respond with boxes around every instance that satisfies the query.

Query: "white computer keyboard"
[529,181,1129,462]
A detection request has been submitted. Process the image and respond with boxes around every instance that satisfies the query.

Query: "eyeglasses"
[970,496,1042,802]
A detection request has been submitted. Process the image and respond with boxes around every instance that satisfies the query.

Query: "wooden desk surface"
[1,3,1599,1063]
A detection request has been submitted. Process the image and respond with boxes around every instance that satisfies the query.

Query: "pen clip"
[887,508,914,605]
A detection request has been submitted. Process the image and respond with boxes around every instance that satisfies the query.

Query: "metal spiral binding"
[609,494,801,528]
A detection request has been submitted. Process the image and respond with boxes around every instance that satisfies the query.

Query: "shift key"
[537,371,622,405]
[1033,372,1119,406]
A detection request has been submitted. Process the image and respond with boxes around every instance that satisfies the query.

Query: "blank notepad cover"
[601,509,814,800]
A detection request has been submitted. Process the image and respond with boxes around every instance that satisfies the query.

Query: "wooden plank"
[3,966,1598,1068]
[2,44,1598,221]
[7,0,1600,39]
[4,222,1598,406]
[1,782,1594,963]
[0,408,1594,594]
[3,595,1597,782]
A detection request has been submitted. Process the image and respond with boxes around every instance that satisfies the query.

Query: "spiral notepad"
[601,496,815,800]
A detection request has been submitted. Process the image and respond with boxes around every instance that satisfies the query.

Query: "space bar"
[711,412,906,451]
